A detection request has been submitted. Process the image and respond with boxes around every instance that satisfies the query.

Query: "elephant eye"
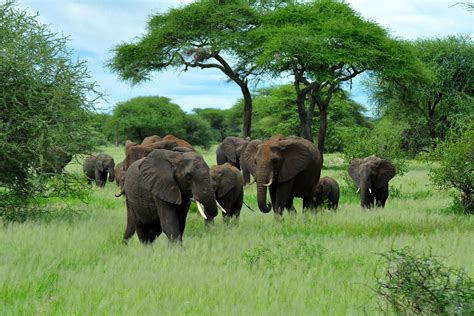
[185,174,192,181]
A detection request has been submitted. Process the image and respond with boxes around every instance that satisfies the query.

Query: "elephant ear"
[375,160,396,188]
[140,150,182,205]
[216,167,236,198]
[348,159,362,187]
[242,140,261,175]
[277,140,315,183]
[220,139,237,163]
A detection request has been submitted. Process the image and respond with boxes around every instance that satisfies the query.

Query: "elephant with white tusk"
[348,156,396,208]
[122,149,218,244]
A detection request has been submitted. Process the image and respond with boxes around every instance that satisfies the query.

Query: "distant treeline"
[89,85,372,151]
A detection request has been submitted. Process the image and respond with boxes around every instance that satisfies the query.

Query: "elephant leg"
[286,196,297,214]
[148,221,162,243]
[269,185,277,213]
[156,200,182,243]
[135,222,153,244]
[177,199,190,237]
[275,181,293,216]
[123,200,137,244]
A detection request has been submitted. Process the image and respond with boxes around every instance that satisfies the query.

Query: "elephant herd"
[82,134,397,245]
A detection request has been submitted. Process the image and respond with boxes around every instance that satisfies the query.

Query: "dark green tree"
[370,36,474,152]
[258,0,423,161]
[108,0,263,138]
[0,2,99,220]
[111,96,187,143]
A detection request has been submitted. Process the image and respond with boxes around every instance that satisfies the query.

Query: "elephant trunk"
[257,182,272,213]
[360,181,373,208]
[108,167,115,182]
[193,183,218,218]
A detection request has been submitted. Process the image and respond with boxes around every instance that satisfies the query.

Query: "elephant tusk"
[216,201,227,214]
[356,187,360,193]
[369,188,372,194]
[195,201,208,220]
[263,178,273,187]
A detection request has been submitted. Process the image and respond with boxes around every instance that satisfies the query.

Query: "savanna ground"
[1,145,473,315]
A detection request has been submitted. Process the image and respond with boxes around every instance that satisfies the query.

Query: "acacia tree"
[258,0,422,160]
[108,0,263,137]
[371,36,474,151]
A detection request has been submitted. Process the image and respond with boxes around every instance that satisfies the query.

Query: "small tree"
[0,2,99,221]
[430,126,473,214]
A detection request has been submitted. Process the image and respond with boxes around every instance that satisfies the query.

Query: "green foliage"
[430,126,474,214]
[376,247,474,315]
[370,36,474,154]
[184,114,213,148]
[342,117,407,175]
[247,84,371,151]
[192,107,239,141]
[0,2,99,221]
[111,96,187,143]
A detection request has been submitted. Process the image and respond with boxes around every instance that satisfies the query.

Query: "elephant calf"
[311,176,339,210]
[210,163,244,223]
[83,153,115,187]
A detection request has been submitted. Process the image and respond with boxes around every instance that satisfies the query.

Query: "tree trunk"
[296,91,313,142]
[241,84,252,138]
[317,104,328,164]
[428,104,437,150]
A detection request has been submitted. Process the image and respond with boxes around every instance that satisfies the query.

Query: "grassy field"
[1,145,473,315]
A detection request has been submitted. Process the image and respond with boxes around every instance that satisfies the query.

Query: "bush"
[0,2,99,221]
[430,126,473,214]
[376,248,474,315]
[342,117,408,175]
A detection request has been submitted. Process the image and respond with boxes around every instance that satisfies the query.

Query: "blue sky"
[16,0,474,113]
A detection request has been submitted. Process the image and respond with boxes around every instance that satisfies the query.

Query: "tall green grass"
[1,146,473,314]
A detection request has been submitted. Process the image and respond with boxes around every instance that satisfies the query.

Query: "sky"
[15,0,474,113]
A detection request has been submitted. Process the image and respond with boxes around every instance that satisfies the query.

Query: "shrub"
[0,2,99,221]
[375,248,474,315]
[342,117,408,175]
[430,126,473,214]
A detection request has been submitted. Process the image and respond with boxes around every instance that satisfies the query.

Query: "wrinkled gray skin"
[240,139,262,185]
[216,136,250,170]
[123,149,218,244]
[83,153,115,187]
[114,161,125,189]
[208,163,244,224]
[348,156,396,208]
[255,136,322,215]
[311,176,339,210]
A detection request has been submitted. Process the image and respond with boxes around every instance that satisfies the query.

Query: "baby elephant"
[83,153,115,187]
[209,163,244,223]
[312,176,339,210]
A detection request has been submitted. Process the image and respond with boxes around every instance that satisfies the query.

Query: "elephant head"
[240,139,262,185]
[348,156,396,208]
[255,137,319,213]
[210,163,240,199]
[141,149,218,219]
[96,153,115,183]
[217,136,250,169]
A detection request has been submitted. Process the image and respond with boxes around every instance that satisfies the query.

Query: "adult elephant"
[240,139,262,185]
[310,176,339,210]
[123,149,218,244]
[83,153,115,187]
[114,161,125,189]
[255,136,322,215]
[209,163,244,223]
[162,135,195,151]
[348,156,396,208]
[141,135,161,146]
[216,136,250,170]
[123,140,178,171]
